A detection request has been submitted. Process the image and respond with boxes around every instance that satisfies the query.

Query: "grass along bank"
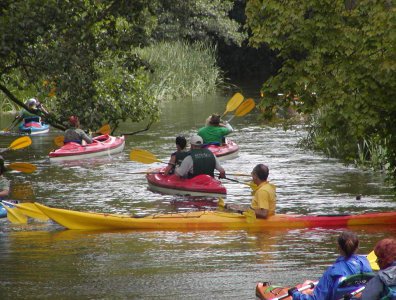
[135,40,224,101]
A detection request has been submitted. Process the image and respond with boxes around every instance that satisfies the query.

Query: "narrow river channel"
[1,91,395,299]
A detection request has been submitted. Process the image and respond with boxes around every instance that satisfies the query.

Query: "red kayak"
[206,139,239,160]
[49,134,125,162]
[146,168,226,197]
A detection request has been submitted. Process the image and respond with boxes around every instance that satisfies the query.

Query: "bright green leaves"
[246,0,396,178]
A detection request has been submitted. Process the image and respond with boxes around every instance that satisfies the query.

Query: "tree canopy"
[0,0,246,132]
[0,0,162,131]
[246,0,396,177]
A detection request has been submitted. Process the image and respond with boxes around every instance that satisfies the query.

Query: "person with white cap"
[8,98,48,130]
[175,134,225,179]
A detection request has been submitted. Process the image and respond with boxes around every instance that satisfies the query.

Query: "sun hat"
[190,135,203,146]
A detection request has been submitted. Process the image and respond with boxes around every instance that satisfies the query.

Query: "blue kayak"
[19,121,49,135]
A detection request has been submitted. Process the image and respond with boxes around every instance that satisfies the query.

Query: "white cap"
[26,98,37,107]
[190,135,203,146]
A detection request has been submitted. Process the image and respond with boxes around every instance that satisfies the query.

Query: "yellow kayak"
[34,203,396,231]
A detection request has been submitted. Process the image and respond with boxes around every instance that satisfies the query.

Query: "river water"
[0,92,395,299]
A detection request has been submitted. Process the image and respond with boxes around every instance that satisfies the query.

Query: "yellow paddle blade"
[217,197,225,209]
[8,162,37,173]
[130,149,163,164]
[54,135,65,147]
[97,124,111,135]
[222,93,244,117]
[14,202,49,221]
[8,136,32,151]
[243,208,256,223]
[1,203,28,224]
[367,250,379,271]
[234,98,255,117]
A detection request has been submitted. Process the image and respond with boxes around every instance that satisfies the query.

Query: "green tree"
[153,0,246,45]
[0,0,159,131]
[246,0,396,178]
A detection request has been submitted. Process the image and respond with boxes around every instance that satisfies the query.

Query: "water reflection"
[1,92,396,299]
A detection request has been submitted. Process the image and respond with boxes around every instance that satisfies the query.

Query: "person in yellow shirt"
[250,164,276,219]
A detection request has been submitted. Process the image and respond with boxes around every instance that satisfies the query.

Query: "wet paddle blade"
[243,209,256,223]
[222,93,244,117]
[3,201,49,221]
[1,203,28,224]
[54,136,64,147]
[97,124,111,135]
[367,250,379,271]
[8,136,32,151]
[234,98,255,117]
[8,162,37,173]
[15,203,49,221]
[217,197,225,209]
[130,149,162,164]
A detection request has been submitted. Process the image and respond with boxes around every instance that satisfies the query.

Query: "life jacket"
[190,148,216,178]
[174,151,189,167]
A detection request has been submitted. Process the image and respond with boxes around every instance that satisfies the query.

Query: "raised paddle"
[221,92,244,118]
[2,201,49,221]
[0,136,32,153]
[54,124,111,146]
[227,98,256,122]
[7,162,37,173]
[0,202,28,224]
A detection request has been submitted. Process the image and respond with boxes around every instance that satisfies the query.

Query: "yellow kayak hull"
[34,203,396,231]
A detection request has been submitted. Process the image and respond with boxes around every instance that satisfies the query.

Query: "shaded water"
[0,92,395,299]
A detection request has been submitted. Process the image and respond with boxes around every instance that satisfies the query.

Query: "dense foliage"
[152,0,246,45]
[0,0,160,131]
[246,0,396,178]
[0,0,246,131]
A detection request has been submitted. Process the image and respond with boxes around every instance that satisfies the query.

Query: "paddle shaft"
[270,282,317,300]
[338,286,365,300]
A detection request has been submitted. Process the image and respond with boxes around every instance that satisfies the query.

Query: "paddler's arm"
[175,156,192,178]
[79,130,93,144]
[253,208,269,219]
[163,155,176,175]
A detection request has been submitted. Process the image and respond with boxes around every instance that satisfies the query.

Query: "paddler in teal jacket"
[289,231,372,300]
[175,135,225,179]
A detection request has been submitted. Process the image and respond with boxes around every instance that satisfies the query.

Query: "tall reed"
[135,40,224,101]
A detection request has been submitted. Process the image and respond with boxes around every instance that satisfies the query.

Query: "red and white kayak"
[146,168,226,197]
[49,134,125,162]
[206,139,239,160]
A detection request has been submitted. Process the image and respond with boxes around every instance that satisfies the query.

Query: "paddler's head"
[68,116,80,128]
[190,135,203,149]
[176,135,187,151]
[251,164,269,185]
[208,114,221,126]
[26,98,37,109]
